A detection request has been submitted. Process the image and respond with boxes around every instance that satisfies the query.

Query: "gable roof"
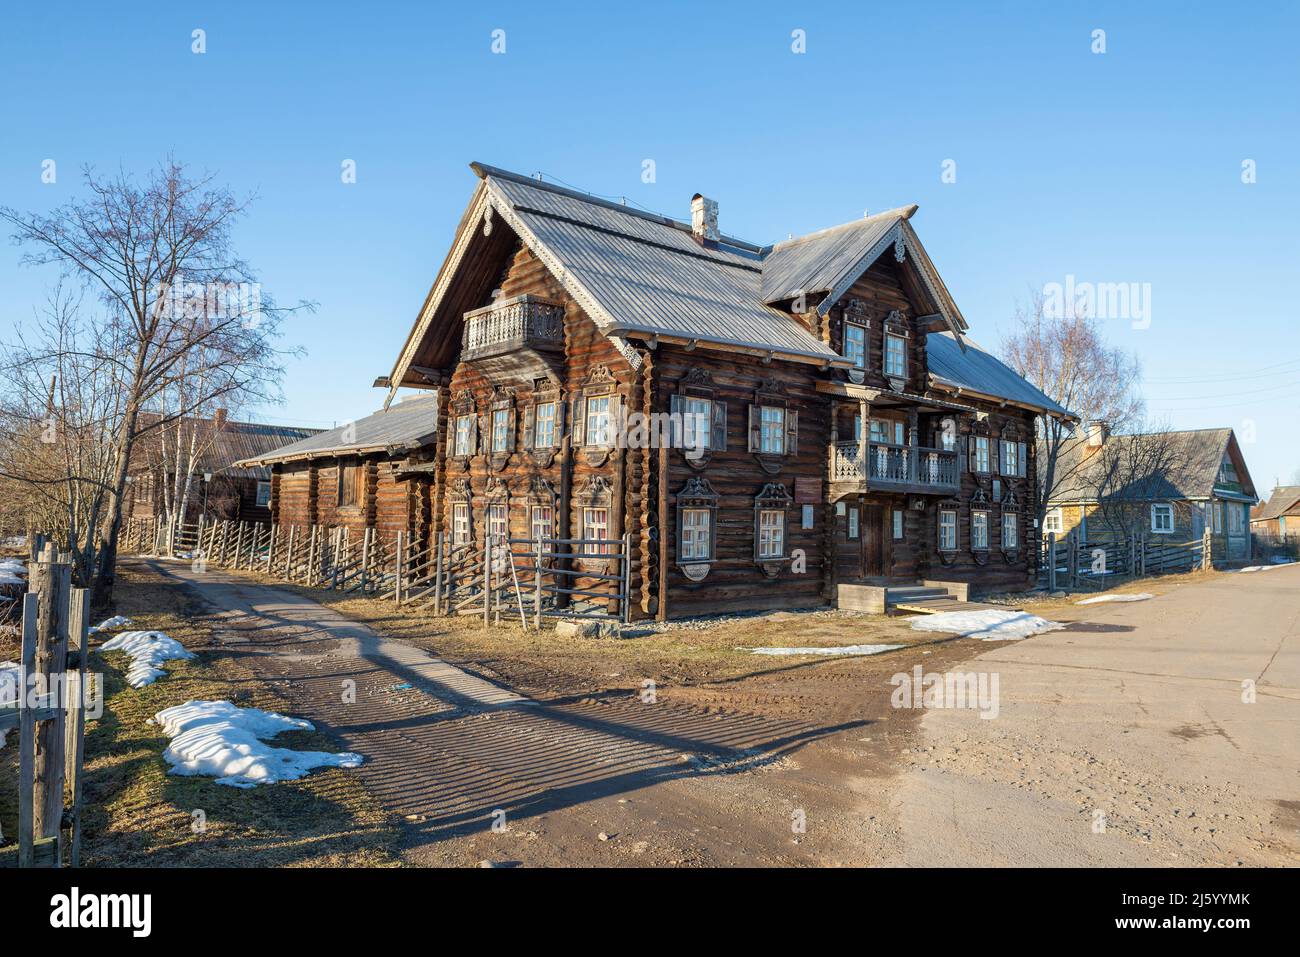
[1255,486,1300,522]
[133,414,321,481]
[1045,428,1257,504]
[926,332,1073,418]
[235,394,439,467]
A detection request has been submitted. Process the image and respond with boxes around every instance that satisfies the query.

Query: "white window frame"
[488,502,508,542]
[1002,511,1018,550]
[973,436,991,473]
[847,506,859,540]
[530,504,553,546]
[683,396,712,451]
[1000,440,1019,476]
[491,408,510,453]
[454,414,472,458]
[585,395,612,447]
[680,507,712,562]
[884,332,906,378]
[758,508,785,559]
[583,506,611,555]
[971,510,990,550]
[1043,507,1063,535]
[534,400,556,449]
[844,322,867,369]
[452,502,470,546]
[759,406,785,454]
[893,508,904,540]
[938,509,957,550]
[1151,503,1174,534]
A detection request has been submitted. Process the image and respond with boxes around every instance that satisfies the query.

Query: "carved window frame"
[487,385,517,472]
[669,367,726,470]
[675,477,719,581]
[575,474,616,572]
[746,379,798,476]
[841,299,871,384]
[753,482,794,578]
[522,376,564,468]
[937,501,960,565]
[448,391,479,469]
[524,476,559,565]
[449,478,473,547]
[571,365,619,468]
[882,309,910,389]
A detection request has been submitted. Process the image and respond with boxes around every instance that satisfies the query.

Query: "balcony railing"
[831,440,959,492]
[462,295,564,358]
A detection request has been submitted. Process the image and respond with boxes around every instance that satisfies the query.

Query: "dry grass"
[0,563,402,867]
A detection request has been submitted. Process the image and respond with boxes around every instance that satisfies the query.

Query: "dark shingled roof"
[236,394,439,466]
[1044,428,1257,503]
[1255,486,1300,521]
[926,332,1073,417]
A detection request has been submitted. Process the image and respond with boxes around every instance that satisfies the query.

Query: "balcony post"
[858,399,869,481]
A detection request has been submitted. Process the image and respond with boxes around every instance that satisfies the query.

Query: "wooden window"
[760,406,785,454]
[1151,503,1174,534]
[1212,501,1222,532]
[454,414,472,457]
[255,481,271,508]
[869,419,905,445]
[583,506,611,555]
[682,396,712,451]
[939,509,957,550]
[970,436,991,473]
[1228,502,1244,534]
[534,400,556,448]
[584,396,612,447]
[488,503,508,542]
[847,506,859,539]
[938,418,957,452]
[337,463,359,507]
[844,322,867,368]
[452,502,470,546]
[1000,440,1018,476]
[885,332,907,378]
[680,508,712,561]
[491,408,510,453]
[1044,507,1063,534]
[530,505,553,546]
[893,508,904,540]
[758,509,785,559]
[971,510,989,549]
[1002,511,1018,550]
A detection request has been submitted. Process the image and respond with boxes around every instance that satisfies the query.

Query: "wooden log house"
[242,163,1076,618]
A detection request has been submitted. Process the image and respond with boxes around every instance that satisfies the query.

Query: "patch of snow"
[1075,593,1153,605]
[0,572,24,587]
[151,700,363,788]
[99,630,195,687]
[909,609,1064,641]
[1239,560,1295,573]
[89,615,133,634]
[741,643,905,657]
[0,559,25,573]
[1,661,19,747]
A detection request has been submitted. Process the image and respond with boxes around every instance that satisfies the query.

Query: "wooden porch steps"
[890,597,1009,616]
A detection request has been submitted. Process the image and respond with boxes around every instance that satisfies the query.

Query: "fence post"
[30,545,71,863]
[483,531,492,628]
[17,594,38,868]
[1202,528,1212,571]
[621,531,633,624]
[534,535,543,630]
[64,587,90,867]
[1047,533,1057,591]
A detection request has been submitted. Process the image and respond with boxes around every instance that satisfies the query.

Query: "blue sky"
[1,1,1297,492]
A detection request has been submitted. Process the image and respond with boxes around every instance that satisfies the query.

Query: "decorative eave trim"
[481,178,643,372]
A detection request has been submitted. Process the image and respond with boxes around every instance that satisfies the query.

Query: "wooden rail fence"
[1041,528,1211,592]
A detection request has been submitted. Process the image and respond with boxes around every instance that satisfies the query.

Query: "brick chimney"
[213,407,228,431]
[690,193,719,243]
[1082,420,1109,456]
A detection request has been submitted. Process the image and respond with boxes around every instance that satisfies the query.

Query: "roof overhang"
[620,329,849,369]
[928,375,1079,421]
[234,435,437,469]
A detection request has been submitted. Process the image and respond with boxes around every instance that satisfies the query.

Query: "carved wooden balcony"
[831,440,959,496]
[461,295,565,377]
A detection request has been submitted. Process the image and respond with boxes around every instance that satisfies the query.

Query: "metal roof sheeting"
[237,394,439,465]
[760,211,909,304]
[1045,429,1251,503]
[1255,486,1300,521]
[926,332,1073,417]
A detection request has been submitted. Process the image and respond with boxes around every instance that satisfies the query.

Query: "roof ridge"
[768,205,919,251]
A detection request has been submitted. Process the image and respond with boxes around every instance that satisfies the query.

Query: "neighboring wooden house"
[128,413,321,525]
[1252,486,1300,541]
[247,162,1076,617]
[1042,426,1258,561]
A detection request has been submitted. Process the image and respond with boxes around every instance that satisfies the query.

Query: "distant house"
[128,412,321,525]
[1042,425,1258,561]
[1252,486,1300,541]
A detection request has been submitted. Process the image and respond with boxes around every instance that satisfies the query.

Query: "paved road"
[890,565,1300,865]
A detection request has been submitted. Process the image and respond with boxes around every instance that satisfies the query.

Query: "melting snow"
[1075,593,1153,605]
[100,630,194,687]
[909,609,1064,641]
[1,661,19,747]
[1239,561,1295,573]
[89,615,133,634]
[742,643,905,657]
[151,700,363,788]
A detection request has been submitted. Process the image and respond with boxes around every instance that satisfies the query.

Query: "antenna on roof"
[863,208,870,217]
[533,171,544,181]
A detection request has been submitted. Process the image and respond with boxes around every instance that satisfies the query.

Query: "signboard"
[794,477,821,505]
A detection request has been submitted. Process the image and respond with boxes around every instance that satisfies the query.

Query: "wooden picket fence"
[1,541,92,868]
[123,517,632,627]
[1041,528,1211,591]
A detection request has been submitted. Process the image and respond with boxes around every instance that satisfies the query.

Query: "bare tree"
[1083,423,1194,540]
[1001,290,1143,525]
[0,159,307,602]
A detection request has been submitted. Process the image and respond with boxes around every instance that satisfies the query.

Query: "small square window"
[1044,508,1063,534]
[255,481,271,508]
[1151,503,1174,534]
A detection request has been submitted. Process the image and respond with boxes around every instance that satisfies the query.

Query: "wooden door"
[862,505,885,577]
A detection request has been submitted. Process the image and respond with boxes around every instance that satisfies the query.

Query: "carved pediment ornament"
[450,478,472,502]
[893,233,906,263]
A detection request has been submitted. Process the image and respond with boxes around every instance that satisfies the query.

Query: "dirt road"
[137,558,1299,866]
[889,565,1300,866]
